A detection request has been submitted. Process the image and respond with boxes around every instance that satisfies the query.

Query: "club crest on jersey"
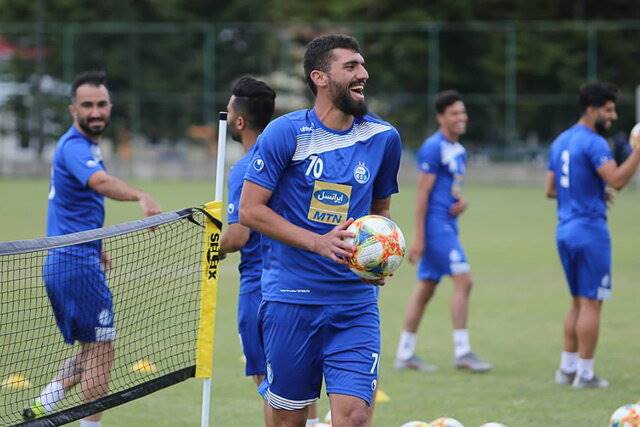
[253,157,265,172]
[353,162,370,184]
[308,181,352,225]
[227,203,235,214]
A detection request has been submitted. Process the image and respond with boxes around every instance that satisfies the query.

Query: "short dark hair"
[434,90,462,114]
[304,34,362,95]
[579,81,618,115]
[231,76,276,132]
[71,71,108,99]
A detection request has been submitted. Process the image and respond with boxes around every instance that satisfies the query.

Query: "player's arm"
[88,171,161,217]
[597,146,640,190]
[545,171,556,199]
[219,223,250,258]
[370,197,391,218]
[409,172,436,264]
[239,180,354,264]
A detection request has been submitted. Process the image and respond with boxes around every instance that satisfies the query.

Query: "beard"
[79,116,110,136]
[329,79,368,117]
[594,118,609,136]
[228,122,242,143]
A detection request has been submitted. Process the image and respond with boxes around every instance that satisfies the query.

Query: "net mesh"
[0,209,205,426]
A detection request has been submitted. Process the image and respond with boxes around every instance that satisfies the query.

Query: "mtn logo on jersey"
[308,180,352,225]
[253,157,265,172]
[353,162,370,184]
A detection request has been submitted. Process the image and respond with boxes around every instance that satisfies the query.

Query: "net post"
[201,112,227,427]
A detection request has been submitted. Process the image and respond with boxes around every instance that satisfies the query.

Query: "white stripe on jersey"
[292,121,392,161]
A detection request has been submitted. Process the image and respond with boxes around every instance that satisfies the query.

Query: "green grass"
[1,178,639,426]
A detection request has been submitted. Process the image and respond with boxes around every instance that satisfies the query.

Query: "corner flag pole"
[201,111,227,427]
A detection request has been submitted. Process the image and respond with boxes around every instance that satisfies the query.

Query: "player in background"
[546,82,640,388]
[239,34,402,427]
[23,71,161,425]
[219,76,319,427]
[394,90,492,373]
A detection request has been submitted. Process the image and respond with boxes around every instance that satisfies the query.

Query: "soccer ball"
[609,403,640,427]
[345,215,406,280]
[324,410,332,424]
[428,417,464,427]
[400,421,429,427]
[630,123,640,148]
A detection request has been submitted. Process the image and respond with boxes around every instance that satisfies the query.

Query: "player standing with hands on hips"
[547,82,640,388]
[240,34,402,427]
[23,71,161,425]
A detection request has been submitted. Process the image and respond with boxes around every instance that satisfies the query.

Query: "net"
[0,207,217,426]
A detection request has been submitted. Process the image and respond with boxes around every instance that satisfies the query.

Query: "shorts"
[43,250,115,344]
[238,288,266,376]
[418,227,470,283]
[557,220,612,300]
[258,300,380,410]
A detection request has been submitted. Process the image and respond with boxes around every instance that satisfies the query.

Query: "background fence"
[1,21,639,178]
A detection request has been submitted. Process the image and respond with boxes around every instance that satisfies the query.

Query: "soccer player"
[239,34,402,427]
[394,90,492,373]
[546,82,640,388]
[220,76,319,427]
[23,71,161,425]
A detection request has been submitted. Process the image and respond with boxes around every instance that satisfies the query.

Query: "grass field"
[1,177,639,426]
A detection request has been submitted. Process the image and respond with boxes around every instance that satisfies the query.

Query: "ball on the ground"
[400,421,429,427]
[1,373,30,390]
[609,403,640,427]
[630,123,640,148]
[345,215,406,280]
[131,359,158,374]
[428,417,464,427]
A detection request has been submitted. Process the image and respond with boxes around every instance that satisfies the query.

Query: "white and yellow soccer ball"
[629,123,640,148]
[609,403,640,427]
[345,215,406,281]
[400,422,430,427]
[324,410,332,424]
[429,417,465,427]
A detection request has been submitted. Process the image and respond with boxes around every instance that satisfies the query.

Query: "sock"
[559,351,578,373]
[306,418,319,427]
[396,331,417,360]
[453,329,471,358]
[577,358,594,380]
[79,420,101,427]
[39,381,64,412]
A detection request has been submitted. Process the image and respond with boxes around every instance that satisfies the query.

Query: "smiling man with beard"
[239,34,402,427]
[23,71,160,426]
[546,82,640,389]
[394,90,493,375]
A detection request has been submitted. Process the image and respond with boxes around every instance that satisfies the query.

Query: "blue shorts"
[418,227,470,283]
[238,288,266,376]
[557,220,611,300]
[258,301,380,409]
[43,249,115,344]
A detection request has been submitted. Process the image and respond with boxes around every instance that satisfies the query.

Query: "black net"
[0,209,205,426]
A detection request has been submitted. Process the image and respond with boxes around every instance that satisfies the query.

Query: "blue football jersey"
[548,124,612,224]
[416,131,466,224]
[46,126,106,252]
[227,144,262,295]
[244,109,402,305]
